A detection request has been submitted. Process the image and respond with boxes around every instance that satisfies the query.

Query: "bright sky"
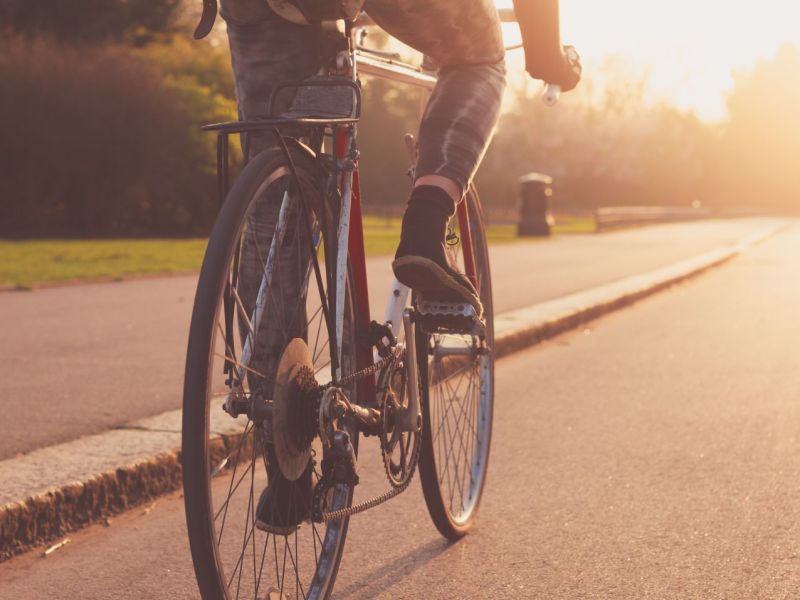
[497,0,800,121]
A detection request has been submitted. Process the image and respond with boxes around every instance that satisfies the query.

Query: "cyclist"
[217,0,580,316]
[206,0,580,533]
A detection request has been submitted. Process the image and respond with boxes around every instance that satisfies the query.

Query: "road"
[1,222,798,598]
[0,219,771,459]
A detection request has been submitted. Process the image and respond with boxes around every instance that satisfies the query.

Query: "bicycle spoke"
[230,284,255,345]
[216,422,254,544]
[255,530,270,598]
[314,358,332,376]
[432,361,471,445]
[233,436,257,598]
[312,336,330,368]
[216,320,245,389]
[214,351,270,381]
[444,370,476,510]
[250,438,259,600]
[429,348,485,519]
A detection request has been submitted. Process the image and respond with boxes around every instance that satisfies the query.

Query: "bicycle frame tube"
[334,165,353,380]
[457,198,479,288]
[355,51,436,91]
[335,126,376,400]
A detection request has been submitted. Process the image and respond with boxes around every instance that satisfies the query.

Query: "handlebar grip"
[542,84,561,107]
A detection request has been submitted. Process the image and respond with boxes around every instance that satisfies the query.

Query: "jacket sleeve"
[512,0,566,82]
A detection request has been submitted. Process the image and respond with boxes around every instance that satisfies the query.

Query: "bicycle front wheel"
[417,185,495,540]
[182,144,357,600]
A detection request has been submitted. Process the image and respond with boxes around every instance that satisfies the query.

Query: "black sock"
[408,185,456,216]
[396,186,455,260]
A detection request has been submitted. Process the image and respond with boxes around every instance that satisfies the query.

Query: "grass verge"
[0,215,594,288]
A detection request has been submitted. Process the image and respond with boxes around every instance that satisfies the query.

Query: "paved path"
[0,219,773,459]
[1,222,798,598]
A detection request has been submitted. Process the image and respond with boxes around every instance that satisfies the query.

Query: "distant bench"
[594,206,712,231]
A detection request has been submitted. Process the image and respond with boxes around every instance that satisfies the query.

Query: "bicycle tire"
[182,143,357,600]
[416,185,495,540]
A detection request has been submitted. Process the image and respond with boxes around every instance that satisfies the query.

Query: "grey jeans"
[221,0,507,196]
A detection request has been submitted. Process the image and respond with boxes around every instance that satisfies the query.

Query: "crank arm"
[395,309,422,432]
[348,402,380,430]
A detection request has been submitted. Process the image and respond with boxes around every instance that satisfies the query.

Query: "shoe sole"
[392,256,483,316]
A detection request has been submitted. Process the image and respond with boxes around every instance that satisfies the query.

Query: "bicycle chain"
[314,346,422,522]
[317,468,417,522]
[321,347,402,392]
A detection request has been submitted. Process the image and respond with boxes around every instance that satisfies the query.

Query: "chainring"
[379,358,421,489]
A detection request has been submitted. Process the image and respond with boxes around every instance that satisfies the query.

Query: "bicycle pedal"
[415,300,485,335]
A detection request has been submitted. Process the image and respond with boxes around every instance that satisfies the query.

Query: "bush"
[0,36,237,237]
[136,35,235,99]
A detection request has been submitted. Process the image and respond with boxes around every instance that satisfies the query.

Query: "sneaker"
[391,186,483,316]
[255,456,313,535]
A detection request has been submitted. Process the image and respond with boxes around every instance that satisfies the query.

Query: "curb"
[492,225,777,358]
[0,452,181,560]
[0,224,782,561]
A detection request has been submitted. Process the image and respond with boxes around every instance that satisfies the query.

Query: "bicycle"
[182,9,549,599]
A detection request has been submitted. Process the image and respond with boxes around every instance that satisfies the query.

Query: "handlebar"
[542,84,561,107]
[497,7,565,107]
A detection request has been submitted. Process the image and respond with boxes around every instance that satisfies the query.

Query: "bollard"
[517,173,554,237]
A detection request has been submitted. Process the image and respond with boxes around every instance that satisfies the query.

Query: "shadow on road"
[334,536,452,599]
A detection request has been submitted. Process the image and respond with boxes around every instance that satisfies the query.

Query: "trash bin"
[517,173,554,237]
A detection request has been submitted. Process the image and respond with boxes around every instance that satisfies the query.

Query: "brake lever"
[542,46,579,107]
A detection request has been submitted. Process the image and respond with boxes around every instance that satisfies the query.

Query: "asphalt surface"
[1,222,798,598]
[0,219,770,460]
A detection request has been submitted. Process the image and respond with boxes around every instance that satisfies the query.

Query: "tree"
[357,77,423,212]
[713,44,800,211]
[0,0,182,43]
[0,36,237,237]
[477,58,712,212]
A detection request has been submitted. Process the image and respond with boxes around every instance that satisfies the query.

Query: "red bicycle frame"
[338,131,479,403]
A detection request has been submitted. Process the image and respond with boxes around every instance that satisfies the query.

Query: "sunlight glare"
[496,0,800,120]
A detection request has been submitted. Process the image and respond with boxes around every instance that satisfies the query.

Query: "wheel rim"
[189,158,354,600]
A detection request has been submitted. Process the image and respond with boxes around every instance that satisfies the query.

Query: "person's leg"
[222,0,323,533]
[366,0,506,313]
[222,0,324,156]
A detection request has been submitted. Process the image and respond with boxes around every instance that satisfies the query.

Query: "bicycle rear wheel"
[417,186,495,540]
[182,143,356,600]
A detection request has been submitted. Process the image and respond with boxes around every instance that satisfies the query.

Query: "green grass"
[0,214,594,288]
[0,239,209,289]
[552,214,597,234]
